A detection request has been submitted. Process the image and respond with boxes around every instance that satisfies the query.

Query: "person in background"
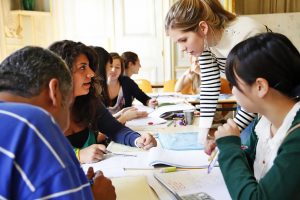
[165,0,267,148]
[0,46,116,200]
[100,52,157,119]
[174,55,201,94]
[49,41,157,164]
[92,47,148,124]
[212,33,300,199]
[122,51,141,78]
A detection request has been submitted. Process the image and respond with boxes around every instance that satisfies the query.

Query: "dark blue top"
[0,102,93,199]
[67,102,141,148]
[109,76,151,108]
[93,102,140,146]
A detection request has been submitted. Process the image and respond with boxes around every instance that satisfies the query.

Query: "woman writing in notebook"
[165,0,267,143]
[93,47,149,124]
[212,33,300,199]
[49,41,157,164]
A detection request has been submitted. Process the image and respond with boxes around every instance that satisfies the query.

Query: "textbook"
[147,147,210,168]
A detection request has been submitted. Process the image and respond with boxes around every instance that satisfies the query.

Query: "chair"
[163,79,176,92]
[220,78,231,94]
[135,79,153,93]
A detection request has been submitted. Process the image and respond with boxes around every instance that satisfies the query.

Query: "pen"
[207,148,219,174]
[160,166,177,173]
[105,150,137,157]
[166,120,173,127]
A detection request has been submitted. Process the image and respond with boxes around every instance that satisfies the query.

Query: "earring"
[203,35,208,50]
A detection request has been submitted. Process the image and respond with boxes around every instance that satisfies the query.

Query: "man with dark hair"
[0,46,116,200]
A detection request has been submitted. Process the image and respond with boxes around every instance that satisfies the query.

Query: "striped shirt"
[198,17,267,131]
[0,102,93,200]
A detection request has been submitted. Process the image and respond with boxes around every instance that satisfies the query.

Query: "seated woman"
[49,40,157,164]
[100,52,157,120]
[121,51,141,78]
[174,56,201,95]
[208,33,300,199]
[92,47,146,124]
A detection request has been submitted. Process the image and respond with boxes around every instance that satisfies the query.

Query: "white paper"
[125,116,167,126]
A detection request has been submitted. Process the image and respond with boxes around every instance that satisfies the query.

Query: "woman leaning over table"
[165,0,268,146]
[212,33,300,199]
[48,40,157,164]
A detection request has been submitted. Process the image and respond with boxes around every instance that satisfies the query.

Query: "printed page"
[154,168,231,200]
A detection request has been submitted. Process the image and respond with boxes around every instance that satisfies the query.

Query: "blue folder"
[158,132,204,150]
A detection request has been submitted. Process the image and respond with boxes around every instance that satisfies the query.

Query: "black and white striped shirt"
[198,17,267,132]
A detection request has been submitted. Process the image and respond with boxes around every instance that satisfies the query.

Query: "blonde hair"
[165,0,236,34]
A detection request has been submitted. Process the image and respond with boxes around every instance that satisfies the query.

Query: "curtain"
[235,0,300,14]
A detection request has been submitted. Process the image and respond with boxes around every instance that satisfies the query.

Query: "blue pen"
[207,148,219,174]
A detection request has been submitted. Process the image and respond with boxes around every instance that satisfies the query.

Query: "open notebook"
[147,147,210,168]
[153,168,231,200]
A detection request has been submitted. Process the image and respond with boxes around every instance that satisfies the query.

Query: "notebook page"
[153,168,231,200]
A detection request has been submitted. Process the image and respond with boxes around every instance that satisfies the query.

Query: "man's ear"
[48,79,60,107]
[256,78,269,98]
[198,21,209,36]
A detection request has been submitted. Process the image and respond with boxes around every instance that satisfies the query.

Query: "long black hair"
[226,32,300,99]
[91,46,112,107]
[49,40,101,128]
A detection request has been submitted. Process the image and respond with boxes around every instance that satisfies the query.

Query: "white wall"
[246,12,300,51]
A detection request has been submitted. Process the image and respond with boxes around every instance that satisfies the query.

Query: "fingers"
[215,118,240,139]
[137,134,157,149]
[86,167,95,180]
[204,139,216,155]
[137,111,148,118]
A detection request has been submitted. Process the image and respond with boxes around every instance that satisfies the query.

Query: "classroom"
[1,0,300,199]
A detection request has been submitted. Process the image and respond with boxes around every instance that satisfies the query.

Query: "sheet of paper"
[126,116,167,126]
[153,168,231,200]
[81,152,154,178]
[133,104,155,113]
[112,176,157,200]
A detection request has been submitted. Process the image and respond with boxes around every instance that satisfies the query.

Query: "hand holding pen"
[86,167,116,200]
[148,97,158,108]
[207,147,219,174]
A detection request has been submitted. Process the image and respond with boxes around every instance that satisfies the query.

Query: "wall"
[246,12,300,51]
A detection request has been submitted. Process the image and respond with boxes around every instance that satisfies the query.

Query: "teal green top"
[216,110,300,200]
[73,130,97,152]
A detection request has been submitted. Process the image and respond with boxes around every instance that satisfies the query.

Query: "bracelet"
[75,148,80,162]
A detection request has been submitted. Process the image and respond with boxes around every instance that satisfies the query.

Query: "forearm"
[174,72,192,92]
[198,51,220,129]
[234,108,257,130]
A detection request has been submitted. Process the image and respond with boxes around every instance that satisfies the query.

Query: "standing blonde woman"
[165,0,268,145]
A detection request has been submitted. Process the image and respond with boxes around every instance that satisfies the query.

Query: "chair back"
[220,78,231,94]
[163,80,176,92]
[135,79,153,93]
